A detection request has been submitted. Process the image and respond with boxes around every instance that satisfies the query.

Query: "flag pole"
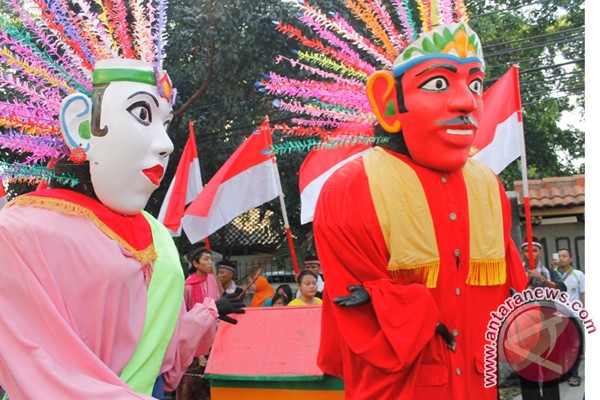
[272,153,301,276]
[512,65,534,271]
[189,120,211,251]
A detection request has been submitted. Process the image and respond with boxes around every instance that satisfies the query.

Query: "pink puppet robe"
[314,149,528,399]
[184,274,221,311]
[0,190,218,399]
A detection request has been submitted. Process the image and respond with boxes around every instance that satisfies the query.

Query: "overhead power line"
[483,26,584,50]
[523,83,584,99]
[470,0,560,20]
[484,34,584,58]
[486,59,584,84]
[522,92,584,107]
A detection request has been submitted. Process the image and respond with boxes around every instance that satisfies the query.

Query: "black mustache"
[436,116,477,126]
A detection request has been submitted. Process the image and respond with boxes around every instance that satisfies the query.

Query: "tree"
[469,0,585,186]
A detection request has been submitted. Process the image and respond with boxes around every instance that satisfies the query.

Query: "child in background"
[262,284,294,307]
[288,271,323,306]
[271,294,289,307]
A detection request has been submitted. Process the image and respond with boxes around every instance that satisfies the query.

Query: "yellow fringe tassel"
[390,262,440,288]
[466,259,506,286]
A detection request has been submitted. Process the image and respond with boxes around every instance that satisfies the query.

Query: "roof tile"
[513,174,585,209]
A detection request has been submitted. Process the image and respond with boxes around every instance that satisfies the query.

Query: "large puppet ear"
[59,93,92,152]
[366,70,402,133]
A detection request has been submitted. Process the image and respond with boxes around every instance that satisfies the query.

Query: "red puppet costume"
[313,23,528,399]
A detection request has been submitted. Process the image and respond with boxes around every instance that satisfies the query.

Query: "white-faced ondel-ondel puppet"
[313,23,528,399]
[0,9,243,400]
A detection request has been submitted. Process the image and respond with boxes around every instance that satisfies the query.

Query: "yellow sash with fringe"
[364,148,506,288]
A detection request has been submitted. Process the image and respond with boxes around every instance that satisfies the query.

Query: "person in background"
[177,245,221,400]
[305,256,325,291]
[555,248,585,387]
[249,275,275,307]
[550,253,560,271]
[556,248,585,306]
[183,245,221,311]
[521,237,566,291]
[296,256,324,299]
[217,260,244,298]
[263,284,294,307]
[288,271,323,306]
[519,237,565,400]
[271,294,290,307]
[276,284,294,302]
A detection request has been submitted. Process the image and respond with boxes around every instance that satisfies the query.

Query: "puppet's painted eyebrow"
[469,67,484,75]
[127,91,159,107]
[415,63,458,76]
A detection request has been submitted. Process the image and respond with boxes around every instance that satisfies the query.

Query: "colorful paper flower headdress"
[258,0,483,154]
[0,0,174,185]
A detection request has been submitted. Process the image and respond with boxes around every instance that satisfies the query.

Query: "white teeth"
[447,129,473,135]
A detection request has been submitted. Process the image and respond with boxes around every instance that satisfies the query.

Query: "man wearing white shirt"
[556,249,585,305]
[555,248,585,387]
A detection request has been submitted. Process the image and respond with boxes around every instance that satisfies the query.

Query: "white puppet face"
[87,79,174,215]
[60,59,175,215]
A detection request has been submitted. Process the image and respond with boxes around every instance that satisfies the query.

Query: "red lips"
[143,165,164,186]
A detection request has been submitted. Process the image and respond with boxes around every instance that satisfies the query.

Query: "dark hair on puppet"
[49,158,96,198]
[375,124,410,156]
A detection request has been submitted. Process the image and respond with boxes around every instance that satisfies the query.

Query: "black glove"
[215,293,246,324]
[435,322,456,352]
[333,285,371,307]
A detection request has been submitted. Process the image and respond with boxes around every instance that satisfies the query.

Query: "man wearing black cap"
[217,260,244,298]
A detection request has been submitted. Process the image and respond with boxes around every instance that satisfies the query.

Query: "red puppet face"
[397,59,484,171]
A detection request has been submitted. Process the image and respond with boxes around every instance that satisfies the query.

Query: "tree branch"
[173,37,216,119]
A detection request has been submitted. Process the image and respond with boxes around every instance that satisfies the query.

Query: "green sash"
[119,211,184,394]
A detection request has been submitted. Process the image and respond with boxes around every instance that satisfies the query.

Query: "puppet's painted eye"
[127,101,153,126]
[469,79,483,95]
[419,76,449,92]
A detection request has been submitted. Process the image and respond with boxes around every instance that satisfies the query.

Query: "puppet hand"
[333,285,371,306]
[435,322,456,352]
[215,294,246,324]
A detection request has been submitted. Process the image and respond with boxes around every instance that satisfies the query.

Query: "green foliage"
[469,0,584,188]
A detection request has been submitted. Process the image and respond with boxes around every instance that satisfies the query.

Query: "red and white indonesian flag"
[182,120,279,243]
[158,127,203,236]
[0,184,7,210]
[298,143,372,224]
[472,65,523,174]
